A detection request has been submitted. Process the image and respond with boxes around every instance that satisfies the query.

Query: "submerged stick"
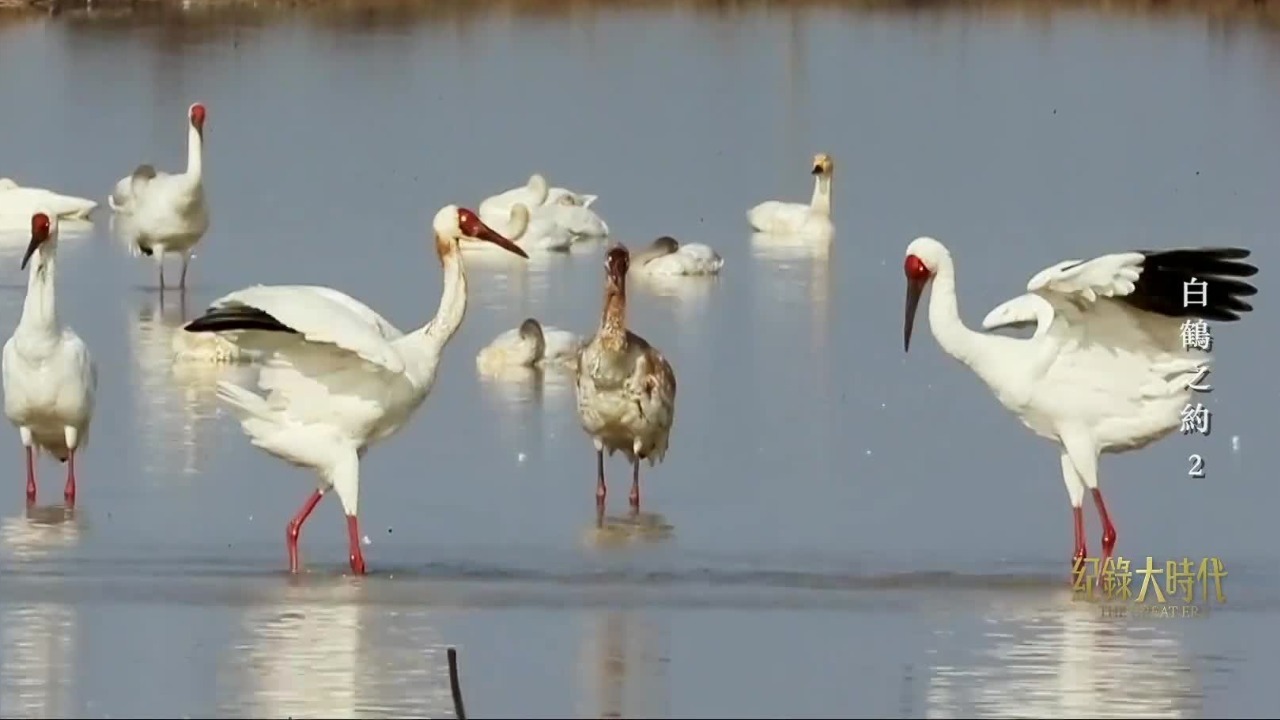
[447,646,467,720]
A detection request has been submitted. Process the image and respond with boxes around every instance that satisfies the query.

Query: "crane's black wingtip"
[1124,247,1260,323]
[184,306,299,334]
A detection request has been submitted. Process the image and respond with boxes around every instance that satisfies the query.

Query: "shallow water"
[1,4,1279,717]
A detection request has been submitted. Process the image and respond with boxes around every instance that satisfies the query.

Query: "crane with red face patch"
[2,212,98,508]
[182,205,528,576]
[901,236,1257,578]
[108,102,209,292]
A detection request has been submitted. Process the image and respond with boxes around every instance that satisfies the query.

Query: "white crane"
[575,245,678,524]
[182,205,527,575]
[901,236,1257,575]
[109,102,208,292]
[1,212,98,508]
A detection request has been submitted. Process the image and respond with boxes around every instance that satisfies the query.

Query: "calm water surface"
[1,5,1279,717]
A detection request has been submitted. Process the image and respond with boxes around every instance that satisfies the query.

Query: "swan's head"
[432,204,528,259]
[518,318,544,341]
[604,244,630,290]
[650,236,680,255]
[189,102,206,138]
[903,236,948,353]
[811,153,834,176]
[21,212,58,270]
[518,318,547,359]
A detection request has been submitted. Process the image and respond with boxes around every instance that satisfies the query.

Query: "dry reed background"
[1,0,1279,27]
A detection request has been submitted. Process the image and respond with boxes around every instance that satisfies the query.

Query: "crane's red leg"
[25,447,36,505]
[346,515,366,575]
[64,451,77,507]
[286,489,325,574]
[629,459,641,510]
[1072,505,1087,578]
[1091,488,1117,563]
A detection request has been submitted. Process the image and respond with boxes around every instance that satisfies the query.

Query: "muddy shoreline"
[1,0,1278,25]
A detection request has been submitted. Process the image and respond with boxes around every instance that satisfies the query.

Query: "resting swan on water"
[479,172,598,219]
[0,178,97,222]
[628,236,724,277]
[476,318,584,371]
[746,152,834,241]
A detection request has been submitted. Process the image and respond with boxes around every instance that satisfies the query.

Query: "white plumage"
[478,172,598,219]
[1,212,98,508]
[183,204,528,575]
[108,102,208,291]
[0,178,97,223]
[902,236,1257,574]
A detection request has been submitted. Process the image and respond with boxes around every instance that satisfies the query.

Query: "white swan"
[537,194,609,239]
[476,318,584,371]
[479,173,598,219]
[108,102,209,290]
[470,203,572,252]
[746,152,834,240]
[0,179,97,222]
[629,236,723,277]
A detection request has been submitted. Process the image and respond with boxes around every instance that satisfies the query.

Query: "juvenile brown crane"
[575,245,677,522]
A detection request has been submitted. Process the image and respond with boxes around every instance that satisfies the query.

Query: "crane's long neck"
[810,173,832,215]
[186,124,204,181]
[599,278,627,352]
[19,250,59,335]
[926,256,984,368]
[414,239,468,362]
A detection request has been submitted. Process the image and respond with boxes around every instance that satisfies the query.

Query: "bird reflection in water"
[128,294,256,479]
[631,272,717,333]
[576,609,671,719]
[0,602,77,718]
[925,594,1202,718]
[223,579,454,718]
[477,360,578,464]
[464,243,567,312]
[0,503,82,563]
[583,506,674,546]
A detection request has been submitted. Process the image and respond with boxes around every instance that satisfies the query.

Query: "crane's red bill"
[21,213,51,271]
[903,254,930,352]
[457,209,528,259]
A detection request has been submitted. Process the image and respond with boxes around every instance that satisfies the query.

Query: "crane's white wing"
[981,252,1145,336]
[981,293,1057,338]
[277,285,405,341]
[205,286,419,436]
[1024,252,1145,302]
[209,285,406,374]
